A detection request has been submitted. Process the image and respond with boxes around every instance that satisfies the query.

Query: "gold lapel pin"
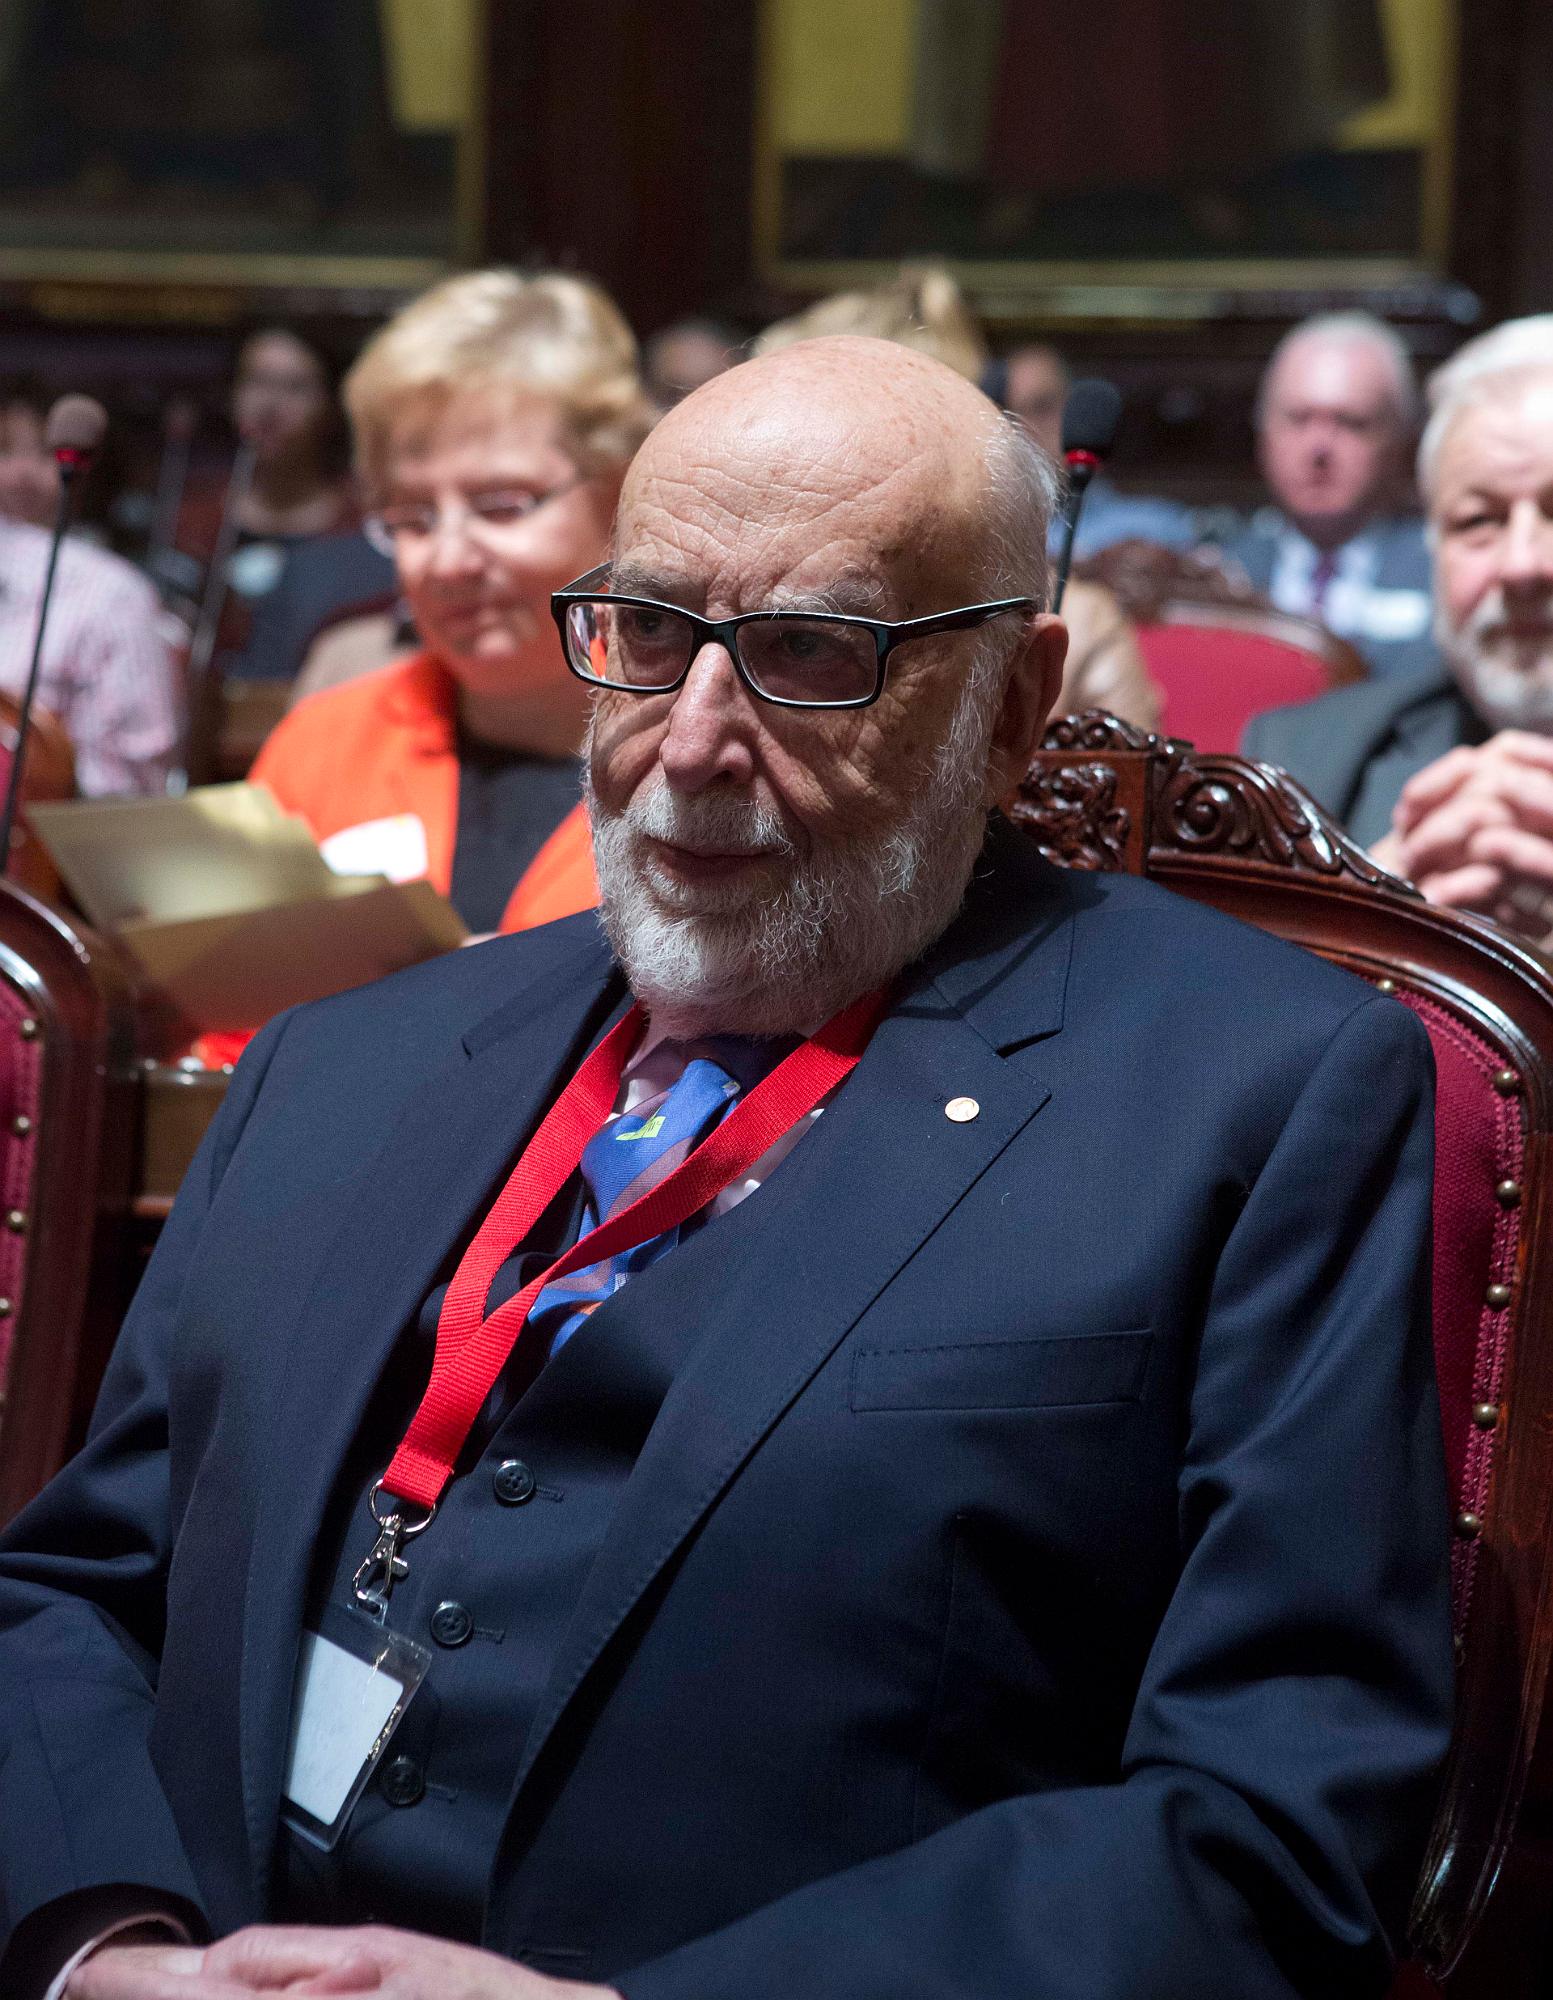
[944,1096,980,1123]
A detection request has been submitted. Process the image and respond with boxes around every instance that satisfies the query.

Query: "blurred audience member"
[757,272,1161,730]
[758,267,988,381]
[175,325,363,673]
[289,597,417,706]
[1217,311,1431,676]
[234,525,399,687]
[0,510,179,794]
[1002,341,1196,560]
[0,379,60,532]
[1245,316,1553,948]
[250,268,652,935]
[643,316,741,411]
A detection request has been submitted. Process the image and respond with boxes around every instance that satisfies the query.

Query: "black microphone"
[0,394,107,878]
[1051,378,1123,614]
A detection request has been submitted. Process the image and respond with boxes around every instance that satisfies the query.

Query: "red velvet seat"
[1015,712,1553,2000]
[0,881,133,1524]
[1135,601,1367,751]
[1394,993,1520,1611]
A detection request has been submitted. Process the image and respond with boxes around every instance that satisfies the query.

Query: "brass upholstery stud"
[1496,1180,1522,1209]
[1486,1282,1512,1309]
[1494,1068,1522,1096]
[1472,1402,1500,1430]
[9,1113,29,1138]
[5,1209,25,1234]
[1375,978,1398,997]
[17,1017,37,1041]
[0,1297,14,1317]
[1455,1511,1483,1539]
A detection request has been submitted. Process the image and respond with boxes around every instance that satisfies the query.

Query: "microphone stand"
[167,439,254,795]
[0,455,85,878]
[1051,449,1099,615]
[146,397,196,579]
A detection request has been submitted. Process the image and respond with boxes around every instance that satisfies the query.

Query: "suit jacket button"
[430,1599,474,1648]
[494,1458,536,1505]
[379,1755,425,1807]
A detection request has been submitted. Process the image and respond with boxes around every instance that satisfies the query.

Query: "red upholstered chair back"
[1134,600,1367,751]
[0,882,133,1525]
[1014,713,1553,2000]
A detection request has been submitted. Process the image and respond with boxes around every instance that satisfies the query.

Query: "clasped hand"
[67,1923,621,1999]
[1373,730,1553,942]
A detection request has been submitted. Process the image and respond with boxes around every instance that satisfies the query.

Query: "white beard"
[585,658,1005,1038]
[1439,589,1553,732]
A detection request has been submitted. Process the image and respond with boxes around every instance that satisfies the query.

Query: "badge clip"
[351,1478,435,1620]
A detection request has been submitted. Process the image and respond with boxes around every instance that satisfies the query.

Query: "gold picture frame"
[0,0,488,327]
[754,0,1460,323]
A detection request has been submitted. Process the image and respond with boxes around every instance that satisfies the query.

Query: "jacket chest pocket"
[849,1331,1152,1413]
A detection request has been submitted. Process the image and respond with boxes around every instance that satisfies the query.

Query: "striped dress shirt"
[0,516,179,795]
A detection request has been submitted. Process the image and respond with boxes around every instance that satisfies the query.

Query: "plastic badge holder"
[279,1599,432,1851]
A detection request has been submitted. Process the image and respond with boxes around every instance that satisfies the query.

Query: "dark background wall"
[1,0,1550,508]
[476,0,1552,501]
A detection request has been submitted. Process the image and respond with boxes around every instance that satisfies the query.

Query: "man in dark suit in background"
[1,336,1450,2000]
[1247,316,1553,948]
[1215,311,1433,678]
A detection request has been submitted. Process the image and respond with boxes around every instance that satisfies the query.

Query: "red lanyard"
[376,985,888,1523]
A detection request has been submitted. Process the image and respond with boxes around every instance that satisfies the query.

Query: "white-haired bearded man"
[1247,314,1553,945]
[0,337,1449,2000]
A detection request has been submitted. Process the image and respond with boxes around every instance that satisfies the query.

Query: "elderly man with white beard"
[1247,315,1553,945]
[0,337,1449,2000]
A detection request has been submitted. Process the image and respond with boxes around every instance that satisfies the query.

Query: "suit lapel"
[238,931,623,1897]
[505,830,1078,1810]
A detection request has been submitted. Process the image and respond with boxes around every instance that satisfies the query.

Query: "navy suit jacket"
[0,820,1453,1998]
[1243,664,1481,848]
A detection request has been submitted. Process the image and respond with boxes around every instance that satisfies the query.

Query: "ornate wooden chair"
[1075,535,1267,624]
[0,881,135,1525]
[0,692,76,901]
[1012,711,1553,1998]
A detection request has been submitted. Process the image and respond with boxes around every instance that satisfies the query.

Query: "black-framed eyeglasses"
[364,476,587,556]
[550,564,1041,711]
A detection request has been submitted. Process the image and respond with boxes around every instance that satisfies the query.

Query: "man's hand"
[1379,730,1553,940]
[67,1925,622,1999]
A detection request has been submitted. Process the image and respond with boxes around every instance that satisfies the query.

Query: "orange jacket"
[248,650,598,933]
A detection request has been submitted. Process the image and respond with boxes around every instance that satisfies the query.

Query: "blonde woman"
[756,272,1163,732]
[249,269,653,935]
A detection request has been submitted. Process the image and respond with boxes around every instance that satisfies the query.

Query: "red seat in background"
[1015,711,1553,2000]
[1135,599,1368,751]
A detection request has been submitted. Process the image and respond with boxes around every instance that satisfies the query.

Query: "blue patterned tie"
[530,1037,784,1355]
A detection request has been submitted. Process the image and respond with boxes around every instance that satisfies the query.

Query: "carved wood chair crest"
[1012,711,1553,2000]
[1011,708,1400,889]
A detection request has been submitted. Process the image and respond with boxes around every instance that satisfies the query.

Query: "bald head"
[585,333,1068,1038]
[620,336,1055,619]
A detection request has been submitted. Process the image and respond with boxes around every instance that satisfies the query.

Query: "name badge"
[280,1602,430,1849]
[319,813,430,885]
[1330,584,1431,643]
